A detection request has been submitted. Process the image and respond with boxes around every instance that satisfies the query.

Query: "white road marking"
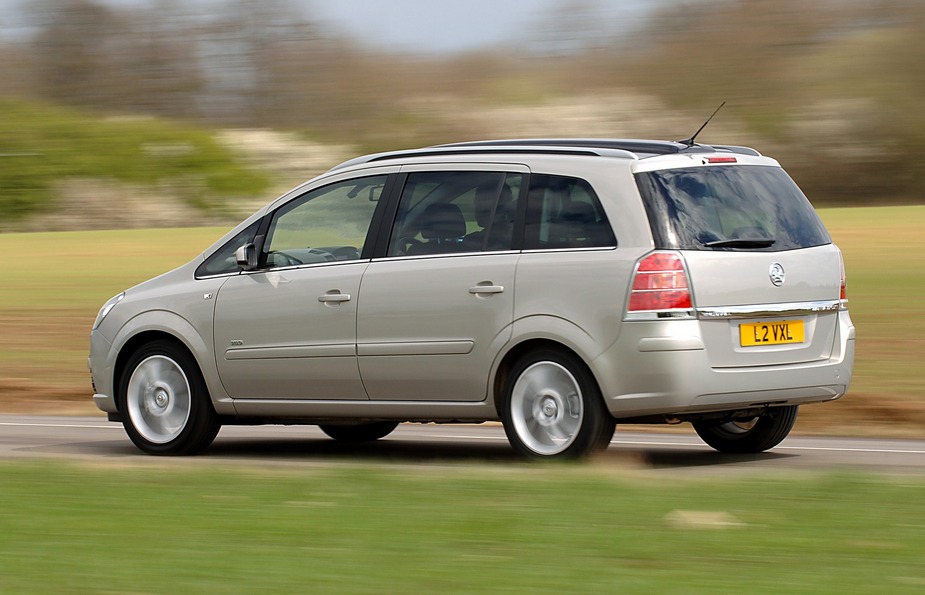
[775,445,925,455]
[0,421,117,430]
[611,439,925,455]
[1,421,923,455]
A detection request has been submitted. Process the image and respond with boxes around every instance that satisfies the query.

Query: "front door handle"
[318,292,351,303]
[468,284,504,295]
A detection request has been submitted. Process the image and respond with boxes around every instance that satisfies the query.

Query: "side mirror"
[234,243,258,271]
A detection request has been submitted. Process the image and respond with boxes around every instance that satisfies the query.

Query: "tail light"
[626,251,694,319]
[837,247,848,308]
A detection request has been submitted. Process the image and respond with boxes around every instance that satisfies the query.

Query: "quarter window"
[196,220,261,277]
[263,175,386,267]
[524,174,616,250]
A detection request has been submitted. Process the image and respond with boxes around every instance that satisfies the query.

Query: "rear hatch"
[634,156,843,368]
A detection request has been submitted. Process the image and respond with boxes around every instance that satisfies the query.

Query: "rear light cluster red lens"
[628,252,693,312]
[838,248,848,305]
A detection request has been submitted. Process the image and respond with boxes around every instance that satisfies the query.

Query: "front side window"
[523,174,616,250]
[264,175,386,267]
[387,171,521,256]
[635,165,830,251]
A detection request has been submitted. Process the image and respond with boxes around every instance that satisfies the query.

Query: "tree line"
[2,0,923,205]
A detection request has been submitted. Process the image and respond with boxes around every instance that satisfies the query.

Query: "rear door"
[684,247,842,367]
[357,165,526,401]
[635,159,842,367]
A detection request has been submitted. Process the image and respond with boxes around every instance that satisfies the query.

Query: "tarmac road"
[1,414,924,475]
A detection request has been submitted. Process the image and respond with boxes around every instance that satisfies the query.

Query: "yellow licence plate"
[739,320,804,347]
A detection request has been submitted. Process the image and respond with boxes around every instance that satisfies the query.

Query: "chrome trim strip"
[697,299,841,320]
[521,246,617,254]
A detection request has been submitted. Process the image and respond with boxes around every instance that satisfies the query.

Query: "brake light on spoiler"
[704,156,737,164]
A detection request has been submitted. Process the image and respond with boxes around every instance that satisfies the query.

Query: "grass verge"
[0,461,923,593]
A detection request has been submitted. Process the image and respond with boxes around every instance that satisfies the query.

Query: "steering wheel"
[267,251,302,267]
[331,246,361,261]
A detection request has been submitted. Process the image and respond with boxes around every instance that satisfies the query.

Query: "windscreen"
[635,165,830,251]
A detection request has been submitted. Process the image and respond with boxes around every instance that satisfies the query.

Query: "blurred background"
[2,0,924,231]
[0,0,923,431]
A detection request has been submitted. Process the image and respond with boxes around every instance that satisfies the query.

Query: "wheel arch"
[110,311,230,415]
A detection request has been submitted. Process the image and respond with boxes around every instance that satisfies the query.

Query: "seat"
[408,203,468,255]
[550,202,595,247]
[465,183,515,251]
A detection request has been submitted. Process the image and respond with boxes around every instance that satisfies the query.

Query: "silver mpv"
[89,139,855,459]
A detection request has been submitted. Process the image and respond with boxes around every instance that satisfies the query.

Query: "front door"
[213,174,388,400]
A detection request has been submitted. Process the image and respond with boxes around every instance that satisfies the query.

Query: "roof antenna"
[678,101,726,147]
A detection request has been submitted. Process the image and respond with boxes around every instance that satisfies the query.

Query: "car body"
[89,138,855,458]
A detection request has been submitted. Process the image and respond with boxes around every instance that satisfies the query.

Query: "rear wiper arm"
[703,238,776,248]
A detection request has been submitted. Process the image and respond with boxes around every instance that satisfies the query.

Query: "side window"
[524,174,616,250]
[196,220,260,277]
[264,175,386,268]
[387,171,521,256]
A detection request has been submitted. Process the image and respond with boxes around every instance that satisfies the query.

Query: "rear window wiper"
[703,238,776,248]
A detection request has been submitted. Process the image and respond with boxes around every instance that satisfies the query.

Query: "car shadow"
[72,430,797,469]
[634,448,796,469]
[194,434,797,469]
[203,436,522,462]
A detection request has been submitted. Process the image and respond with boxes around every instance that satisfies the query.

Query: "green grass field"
[0,99,269,222]
[0,462,923,593]
[0,206,923,430]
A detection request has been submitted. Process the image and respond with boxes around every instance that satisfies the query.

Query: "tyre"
[318,421,399,442]
[692,405,798,454]
[501,349,615,460]
[118,340,220,455]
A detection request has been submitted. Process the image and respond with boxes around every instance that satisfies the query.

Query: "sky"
[304,0,648,54]
[0,0,654,53]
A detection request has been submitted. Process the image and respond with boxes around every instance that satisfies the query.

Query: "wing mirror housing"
[235,243,258,271]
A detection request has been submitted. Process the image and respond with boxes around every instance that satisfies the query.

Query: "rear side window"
[524,174,616,250]
[387,171,522,256]
[636,165,830,251]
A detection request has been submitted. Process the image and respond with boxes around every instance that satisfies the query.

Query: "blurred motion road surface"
[2,415,924,475]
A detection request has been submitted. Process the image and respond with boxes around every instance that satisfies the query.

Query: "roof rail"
[329,145,629,171]
[328,138,762,170]
[442,138,761,156]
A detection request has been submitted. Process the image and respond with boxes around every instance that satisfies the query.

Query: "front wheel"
[692,406,798,454]
[501,349,615,460]
[318,421,399,442]
[118,340,220,455]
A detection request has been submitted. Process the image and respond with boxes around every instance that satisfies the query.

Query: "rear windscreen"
[635,165,830,251]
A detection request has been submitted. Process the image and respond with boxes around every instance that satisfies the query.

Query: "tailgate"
[684,245,842,367]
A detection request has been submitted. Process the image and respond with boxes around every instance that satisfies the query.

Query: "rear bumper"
[595,311,855,419]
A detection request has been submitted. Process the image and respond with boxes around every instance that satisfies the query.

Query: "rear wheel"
[318,421,399,442]
[501,349,615,460]
[692,406,798,454]
[119,340,220,455]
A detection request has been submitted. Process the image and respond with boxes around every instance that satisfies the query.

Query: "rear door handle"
[468,284,504,295]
